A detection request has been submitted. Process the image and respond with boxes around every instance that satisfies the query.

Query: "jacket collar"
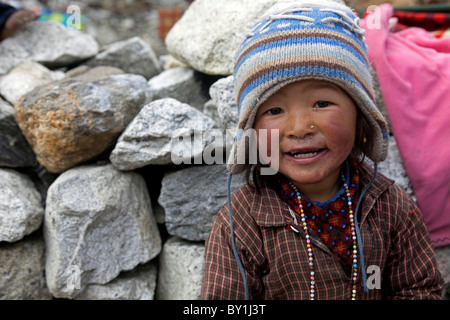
[250,161,394,228]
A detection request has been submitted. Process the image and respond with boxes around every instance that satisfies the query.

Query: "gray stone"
[66,65,125,81]
[209,75,238,130]
[0,61,65,105]
[147,67,208,111]
[81,5,169,56]
[435,245,450,299]
[44,164,162,299]
[86,36,161,79]
[158,164,246,241]
[110,98,218,170]
[0,233,52,300]
[0,21,99,75]
[202,99,220,126]
[0,98,36,168]
[156,237,204,300]
[14,74,151,173]
[156,0,187,6]
[160,54,187,70]
[75,262,158,300]
[0,168,44,243]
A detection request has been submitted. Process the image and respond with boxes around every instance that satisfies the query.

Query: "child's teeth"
[292,151,318,158]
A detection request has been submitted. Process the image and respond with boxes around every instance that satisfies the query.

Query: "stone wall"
[0,0,448,300]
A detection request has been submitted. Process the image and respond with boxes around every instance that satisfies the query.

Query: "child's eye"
[314,101,331,108]
[266,107,283,115]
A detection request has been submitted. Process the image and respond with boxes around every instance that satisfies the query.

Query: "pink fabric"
[361,4,450,247]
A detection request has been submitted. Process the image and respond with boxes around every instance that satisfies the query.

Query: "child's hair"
[228,0,389,177]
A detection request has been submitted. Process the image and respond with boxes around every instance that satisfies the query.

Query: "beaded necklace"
[289,172,359,300]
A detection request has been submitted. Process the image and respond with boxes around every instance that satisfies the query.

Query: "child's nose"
[285,110,316,139]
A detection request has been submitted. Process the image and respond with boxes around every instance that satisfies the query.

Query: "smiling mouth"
[287,149,325,159]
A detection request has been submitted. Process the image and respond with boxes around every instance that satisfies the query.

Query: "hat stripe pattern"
[235,7,373,117]
[236,44,373,99]
[235,29,370,72]
[229,1,389,173]
[236,54,374,112]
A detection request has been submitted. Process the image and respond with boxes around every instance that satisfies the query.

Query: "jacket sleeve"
[201,196,264,300]
[382,186,444,299]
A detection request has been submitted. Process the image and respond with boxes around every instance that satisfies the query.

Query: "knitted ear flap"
[227,0,389,174]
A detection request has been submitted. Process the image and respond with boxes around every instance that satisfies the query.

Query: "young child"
[201,0,444,300]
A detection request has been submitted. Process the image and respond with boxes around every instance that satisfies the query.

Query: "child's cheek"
[323,115,356,153]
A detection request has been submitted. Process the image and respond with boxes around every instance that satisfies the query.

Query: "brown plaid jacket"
[201,162,444,300]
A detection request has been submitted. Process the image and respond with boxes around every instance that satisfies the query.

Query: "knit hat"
[228,0,389,174]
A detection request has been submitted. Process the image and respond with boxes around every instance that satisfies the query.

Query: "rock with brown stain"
[14,74,152,173]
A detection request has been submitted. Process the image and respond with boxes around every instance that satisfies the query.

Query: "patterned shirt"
[201,162,444,300]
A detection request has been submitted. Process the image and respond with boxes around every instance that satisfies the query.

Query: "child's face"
[254,80,357,196]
